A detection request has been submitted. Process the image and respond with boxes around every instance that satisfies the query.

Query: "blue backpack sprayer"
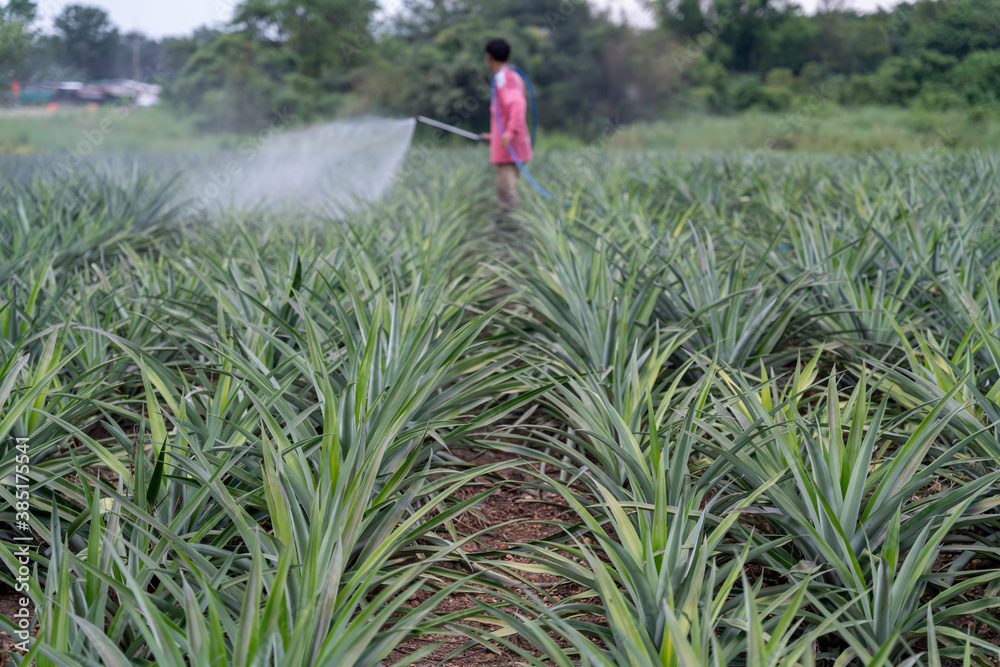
[416,66,554,200]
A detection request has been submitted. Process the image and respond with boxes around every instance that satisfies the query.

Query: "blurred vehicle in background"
[15,80,160,108]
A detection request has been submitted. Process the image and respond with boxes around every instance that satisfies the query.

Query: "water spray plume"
[204,116,417,213]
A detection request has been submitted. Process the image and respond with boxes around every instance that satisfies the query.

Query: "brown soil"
[386,447,595,666]
[0,583,33,667]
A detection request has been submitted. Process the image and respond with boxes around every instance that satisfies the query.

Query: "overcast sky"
[35,0,902,39]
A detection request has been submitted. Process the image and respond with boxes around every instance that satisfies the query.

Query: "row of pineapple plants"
[1,149,1000,665]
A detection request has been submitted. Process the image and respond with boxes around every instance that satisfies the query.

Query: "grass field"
[4,104,1000,156]
[0,107,233,154]
[3,145,1000,666]
[613,106,1000,153]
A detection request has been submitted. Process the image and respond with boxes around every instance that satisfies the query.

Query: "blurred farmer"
[480,38,533,227]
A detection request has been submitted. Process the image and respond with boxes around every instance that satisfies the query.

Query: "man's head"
[485,38,511,73]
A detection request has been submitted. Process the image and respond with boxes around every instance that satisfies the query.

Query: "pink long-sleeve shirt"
[490,66,533,165]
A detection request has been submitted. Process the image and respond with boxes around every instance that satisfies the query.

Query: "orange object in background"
[11,80,20,101]
[46,102,59,112]
[86,102,99,111]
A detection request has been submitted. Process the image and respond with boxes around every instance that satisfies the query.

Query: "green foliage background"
[3,0,1000,136]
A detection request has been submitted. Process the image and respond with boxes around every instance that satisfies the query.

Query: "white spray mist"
[195,116,418,213]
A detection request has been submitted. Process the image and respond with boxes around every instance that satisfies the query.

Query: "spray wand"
[415,116,488,143]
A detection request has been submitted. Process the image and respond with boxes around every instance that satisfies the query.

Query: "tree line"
[1,0,998,135]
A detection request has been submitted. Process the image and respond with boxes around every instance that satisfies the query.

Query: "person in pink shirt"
[479,38,533,227]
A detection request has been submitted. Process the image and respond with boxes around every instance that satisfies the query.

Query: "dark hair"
[485,38,511,63]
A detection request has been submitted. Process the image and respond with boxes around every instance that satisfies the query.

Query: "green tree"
[3,0,34,22]
[952,49,1000,105]
[904,0,1000,59]
[758,11,818,73]
[810,11,891,76]
[170,30,287,131]
[705,0,803,73]
[232,0,379,79]
[53,4,120,80]
[168,0,382,130]
[380,0,623,134]
[161,28,221,82]
[393,0,469,38]
[0,0,36,79]
[650,0,706,39]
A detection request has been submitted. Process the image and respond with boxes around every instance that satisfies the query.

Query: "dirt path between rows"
[0,587,33,667]
[387,446,596,665]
